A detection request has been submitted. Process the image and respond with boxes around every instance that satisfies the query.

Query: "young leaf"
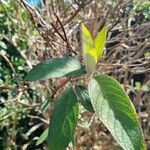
[48,87,79,150]
[36,128,48,146]
[82,23,97,73]
[88,75,146,150]
[25,56,85,81]
[82,23,108,74]
[75,85,94,112]
[94,25,108,60]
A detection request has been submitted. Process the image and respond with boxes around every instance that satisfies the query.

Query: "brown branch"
[51,78,71,99]
[64,7,81,25]
[50,22,66,41]
[98,62,149,67]
[55,14,77,55]
[55,14,68,43]
[0,53,16,75]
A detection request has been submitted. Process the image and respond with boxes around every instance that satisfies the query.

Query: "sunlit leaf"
[25,56,85,81]
[94,25,108,60]
[88,75,146,150]
[82,23,97,73]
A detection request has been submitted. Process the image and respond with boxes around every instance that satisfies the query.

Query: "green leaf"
[88,75,146,150]
[82,23,97,73]
[48,87,79,150]
[24,56,85,81]
[41,96,51,112]
[94,25,108,60]
[75,85,94,112]
[36,128,48,146]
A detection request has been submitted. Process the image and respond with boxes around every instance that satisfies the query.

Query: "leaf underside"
[88,75,146,150]
[76,85,94,112]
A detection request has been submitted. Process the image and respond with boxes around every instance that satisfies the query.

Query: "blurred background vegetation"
[0,0,149,149]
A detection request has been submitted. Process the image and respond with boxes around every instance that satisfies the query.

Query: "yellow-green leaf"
[94,25,108,60]
[82,23,97,73]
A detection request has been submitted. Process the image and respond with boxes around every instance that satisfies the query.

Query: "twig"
[98,62,150,67]
[51,78,71,99]
[4,91,23,103]
[89,113,96,125]
[50,22,66,41]
[0,53,16,75]
[64,7,81,25]
[55,14,68,44]
[27,115,49,125]
[17,101,41,107]
[4,91,41,107]
[55,14,77,54]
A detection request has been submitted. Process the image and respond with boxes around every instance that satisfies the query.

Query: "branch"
[0,53,16,75]
[51,78,71,99]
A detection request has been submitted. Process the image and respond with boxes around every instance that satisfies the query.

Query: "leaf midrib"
[57,89,76,144]
[95,78,138,149]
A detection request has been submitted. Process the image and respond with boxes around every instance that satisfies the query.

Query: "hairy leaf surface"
[88,75,146,150]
